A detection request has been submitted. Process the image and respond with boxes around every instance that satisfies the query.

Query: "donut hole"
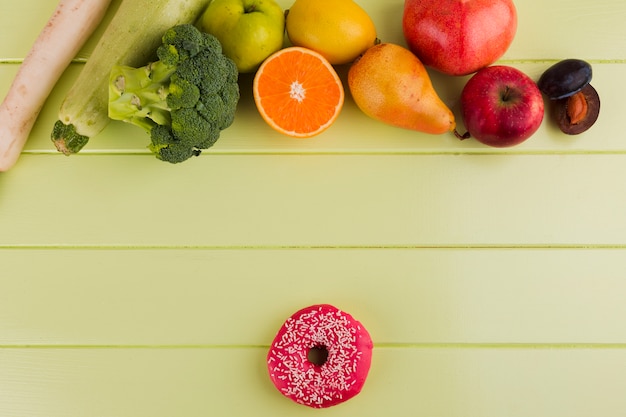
[307,345,329,366]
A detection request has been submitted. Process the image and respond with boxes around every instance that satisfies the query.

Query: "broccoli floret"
[108,24,239,163]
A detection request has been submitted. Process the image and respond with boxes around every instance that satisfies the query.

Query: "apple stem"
[502,86,512,102]
[454,129,471,140]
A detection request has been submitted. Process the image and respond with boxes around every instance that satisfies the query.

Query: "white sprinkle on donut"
[267,304,373,408]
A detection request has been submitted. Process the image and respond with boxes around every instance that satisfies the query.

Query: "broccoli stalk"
[108,24,239,164]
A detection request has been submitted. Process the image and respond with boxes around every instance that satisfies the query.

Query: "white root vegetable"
[0,0,112,172]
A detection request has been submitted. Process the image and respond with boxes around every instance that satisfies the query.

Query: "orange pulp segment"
[253,47,344,138]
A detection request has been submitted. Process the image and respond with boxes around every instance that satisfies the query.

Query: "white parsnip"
[0,0,112,172]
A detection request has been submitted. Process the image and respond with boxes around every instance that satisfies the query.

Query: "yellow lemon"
[285,0,377,65]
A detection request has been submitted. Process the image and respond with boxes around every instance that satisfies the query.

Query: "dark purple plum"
[538,59,592,100]
[555,84,600,135]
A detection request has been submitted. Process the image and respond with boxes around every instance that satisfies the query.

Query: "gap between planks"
[1,343,626,350]
[3,58,626,65]
[2,244,626,250]
[13,149,626,156]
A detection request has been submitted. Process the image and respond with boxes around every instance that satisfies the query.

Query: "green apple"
[198,0,285,73]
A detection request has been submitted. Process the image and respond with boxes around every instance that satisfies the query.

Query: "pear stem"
[454,129,471,140]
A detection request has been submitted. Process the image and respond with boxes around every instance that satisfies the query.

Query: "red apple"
[402,0,517,76]
[460,65,544,147]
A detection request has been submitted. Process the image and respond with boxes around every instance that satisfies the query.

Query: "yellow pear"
[348,43,456,134]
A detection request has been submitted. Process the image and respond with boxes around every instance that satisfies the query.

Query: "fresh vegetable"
[0,0,112,172]
[107,24,239,163]
[51,0,212,156]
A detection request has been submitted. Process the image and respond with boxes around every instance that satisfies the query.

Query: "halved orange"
[253,47,344,138]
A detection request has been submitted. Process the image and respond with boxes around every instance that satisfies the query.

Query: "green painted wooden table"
[2,0,626,415]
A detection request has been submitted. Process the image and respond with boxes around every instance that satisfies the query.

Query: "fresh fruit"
[402,0,517,76]
[285,0,377,65]
[460,65,544,147]
[253,47,344,138]
[198,0,285,73]
[537,59,599,135]
[348,43,455,135]
[537,59,593,100]
[554,84,600,135]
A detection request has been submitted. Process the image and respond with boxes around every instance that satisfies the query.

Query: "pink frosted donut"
[267,304,373,408]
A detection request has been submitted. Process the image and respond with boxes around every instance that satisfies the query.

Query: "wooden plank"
[1,249,625,345]
[511,0,626,61]
[0,0,120,61]
[1,347,625,417]
[0,3,59,60]
[2,1,626,417]
[1,60,622,156]
[2,0,622,157]
[1,62,622,154]
[2,153,626,247]
[2,0,625,61]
